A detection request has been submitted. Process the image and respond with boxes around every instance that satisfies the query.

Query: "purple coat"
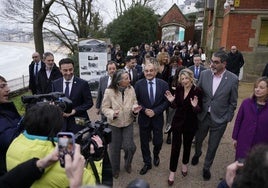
[232,98,268,160]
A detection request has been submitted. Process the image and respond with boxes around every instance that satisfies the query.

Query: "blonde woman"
[165,68,203,185]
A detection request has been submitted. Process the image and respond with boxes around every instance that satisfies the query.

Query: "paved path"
[88,82,252,188]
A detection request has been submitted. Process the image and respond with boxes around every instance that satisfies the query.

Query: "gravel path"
[88,82,252,188]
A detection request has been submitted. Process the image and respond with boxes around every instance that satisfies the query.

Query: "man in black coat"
[226,46,245,77]
[28,52,45,94]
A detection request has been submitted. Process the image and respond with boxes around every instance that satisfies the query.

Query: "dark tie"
[35,63,39,76]
[128,69,131,81]
[65,82,70,98]
[149,81,154,104]
[194,67,199,79]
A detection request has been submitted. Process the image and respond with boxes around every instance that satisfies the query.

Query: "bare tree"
[44,0,103,54]
[0,0,56,54]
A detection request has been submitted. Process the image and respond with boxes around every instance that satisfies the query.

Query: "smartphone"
[57,132,75,168]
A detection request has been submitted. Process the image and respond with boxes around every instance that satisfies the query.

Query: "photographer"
[6,104,103,188]
[0,75,22,176]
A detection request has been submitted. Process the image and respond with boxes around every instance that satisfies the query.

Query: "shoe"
[125,165,132,174]
[139,165,152,175]
[153,156,160,166]
[191,155,199,166]
[181,164,188,177]
[113,172,119,179]
[164,123,171,134]
[203,169,211,181]
[166,134,171,144]
[168,172,175,186]
[168,179,174,186]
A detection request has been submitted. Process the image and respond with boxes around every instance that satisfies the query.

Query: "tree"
[44,0,105,55]
[0,0,56,54]
[106,4,159,53]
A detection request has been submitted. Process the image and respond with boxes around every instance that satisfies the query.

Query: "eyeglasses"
[0,83,8,89]
[209,59,221,65]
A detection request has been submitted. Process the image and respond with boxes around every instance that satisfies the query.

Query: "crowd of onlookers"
[0,39,268,188]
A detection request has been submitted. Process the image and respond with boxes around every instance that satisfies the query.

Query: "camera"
[75,120,112,161]
[21,92,73,113]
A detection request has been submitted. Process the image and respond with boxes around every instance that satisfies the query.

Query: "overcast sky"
[96,0,184,25]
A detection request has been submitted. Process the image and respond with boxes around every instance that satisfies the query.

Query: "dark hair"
[233,144,268,188]
[43,52,54,60]
[59,58,74,68]
[124,55,135,63]
[0,75,7,82]
[109,69,128,92]
[213,50,229,63]
[23,104,64,145]
[106,61,117,71]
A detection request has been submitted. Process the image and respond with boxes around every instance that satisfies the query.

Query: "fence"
[7,75,29,92]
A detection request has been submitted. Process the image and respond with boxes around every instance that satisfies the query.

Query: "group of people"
[1,40,268,188]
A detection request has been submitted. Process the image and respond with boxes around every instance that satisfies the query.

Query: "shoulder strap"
[87,157,101,184]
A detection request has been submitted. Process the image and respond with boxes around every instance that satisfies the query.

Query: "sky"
[96,0,184,25]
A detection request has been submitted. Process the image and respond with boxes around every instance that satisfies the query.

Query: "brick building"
[202,0,268,81]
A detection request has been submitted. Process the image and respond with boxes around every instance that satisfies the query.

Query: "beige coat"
[101,86,138,127]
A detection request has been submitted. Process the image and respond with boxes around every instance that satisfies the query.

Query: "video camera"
[21,92,73,113]
[75,120,112,161]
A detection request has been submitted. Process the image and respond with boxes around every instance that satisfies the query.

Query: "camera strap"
[87,157,101,184]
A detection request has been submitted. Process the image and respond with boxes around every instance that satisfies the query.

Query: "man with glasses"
[28,52,45,94]
[191,50,238,181]
[227,45,245,77]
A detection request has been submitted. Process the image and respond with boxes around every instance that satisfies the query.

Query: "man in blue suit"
[52,58,93,133]
[191,50,238,180]
[135,62,169,175]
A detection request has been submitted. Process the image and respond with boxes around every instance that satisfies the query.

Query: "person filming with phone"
[6,104,104,188]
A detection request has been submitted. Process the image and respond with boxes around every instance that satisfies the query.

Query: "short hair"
[124,55,135,63]
[106,61,117,71]
[213,50,229,63]
[59,58,74,68]
[252,76,268,100]
[23,104,64,145]
[43,52,54,60]
[0,75,7,82]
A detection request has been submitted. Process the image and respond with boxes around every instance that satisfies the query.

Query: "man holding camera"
[52,58,93,134]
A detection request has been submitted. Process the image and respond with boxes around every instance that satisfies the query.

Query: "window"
[258,20,268,47]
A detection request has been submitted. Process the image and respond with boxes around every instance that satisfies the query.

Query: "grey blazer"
[197,69,238,124]
[96,75,109,109]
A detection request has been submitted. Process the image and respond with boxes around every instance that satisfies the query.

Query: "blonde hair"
[178,68,197,86]
[157,52,170,65]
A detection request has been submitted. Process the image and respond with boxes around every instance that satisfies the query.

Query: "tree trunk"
[33,0,44,55]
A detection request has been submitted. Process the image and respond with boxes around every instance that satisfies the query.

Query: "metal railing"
[7,75,29,92]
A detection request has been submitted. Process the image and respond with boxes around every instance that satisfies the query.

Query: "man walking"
[135,63,169,175]
[226,45,244,77]
[191,50,238,180]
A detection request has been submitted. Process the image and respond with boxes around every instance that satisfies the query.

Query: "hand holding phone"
[57,132,75,168]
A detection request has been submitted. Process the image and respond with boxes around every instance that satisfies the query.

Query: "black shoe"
[203,169,211,181]
[191,155,199,166]
[139,165,152,175]
[154,156,160,166]
[166,135,171,144]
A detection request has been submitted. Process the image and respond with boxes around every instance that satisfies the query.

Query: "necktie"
[65,82,70,98]
[194,67,199,79]
[149,81,154,104]
[128,69,132,81]
[35,63,39,76]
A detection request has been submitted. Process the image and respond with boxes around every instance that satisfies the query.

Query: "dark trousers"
[139,121,163,166]
[194,113,227,170]
[169,128,195,172]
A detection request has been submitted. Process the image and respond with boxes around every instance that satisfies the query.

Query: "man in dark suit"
[180,46,190,67]
[135,63,169,175]
[124,56,139,86]
[191,50,238,180]
[52,58,93,133]
[28,52,45,94]
[36,52,62,94]
[188,54,207,81]
[95,61,117,121]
